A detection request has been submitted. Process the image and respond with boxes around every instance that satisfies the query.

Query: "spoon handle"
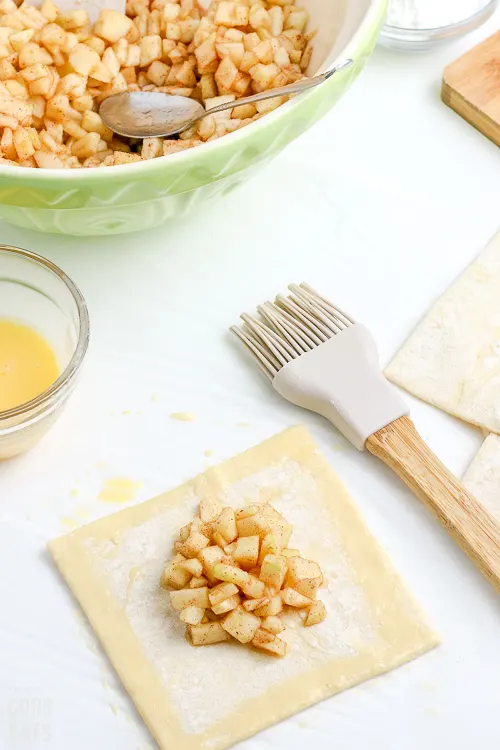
[204,59,353,118]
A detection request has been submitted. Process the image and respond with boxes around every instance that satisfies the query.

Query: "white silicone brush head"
[231,283,408,450]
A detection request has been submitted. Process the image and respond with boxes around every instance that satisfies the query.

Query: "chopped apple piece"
[261,615,285,634]
[258,532,281,565]
[161,563,191,590]
[190,516,202,531]
[261,505,292,546]
[180,558,203,577]
[252,628,287,657]
[240,574,265,599]
[215,1,249,27]
[208,582,239,606]
[236,512,269,538]
[243,597,269,612]
[222,608,260,643]
[194,35,218,74]
[191,516,214,539]
[189,576,208,588]
[214,507,238,543]
[232,535,259,570]
[179,523,191,542]
[305,600,327,627]
[200,496,221,523]
[235,505,260,520]
[212,593,240,615]
[170,587,210,611]
[212,531,228,548]
[281,588,313,608]
[212,562,249,587]
[180,605,205,625]
[255,594,283,617]
[224,541,237,555]
[68,44,100,77]
[252,627,274,646]
[189,621,229,646]
[198,545,226,582]
[259,554,287,590]
[261,504,285,524]
[94,9,133,43]
[176,530,210,558]
[286,557,323,598]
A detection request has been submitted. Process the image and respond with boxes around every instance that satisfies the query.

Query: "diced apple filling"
[161,498,327,657]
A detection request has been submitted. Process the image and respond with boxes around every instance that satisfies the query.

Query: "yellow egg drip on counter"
[0,319,59,412]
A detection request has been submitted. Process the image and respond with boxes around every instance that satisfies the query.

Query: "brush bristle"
[230,283,354,379]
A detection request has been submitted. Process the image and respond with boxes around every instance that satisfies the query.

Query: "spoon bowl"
[99,92,206,139]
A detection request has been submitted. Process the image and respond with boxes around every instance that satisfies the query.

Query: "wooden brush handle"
[366,415,500,592]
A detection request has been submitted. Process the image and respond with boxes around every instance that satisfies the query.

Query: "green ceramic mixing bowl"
[0,0,386,236]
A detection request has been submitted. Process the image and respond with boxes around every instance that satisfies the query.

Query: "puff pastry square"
[386,233,500,433]
[463,434,500,523]
[49,426,438,750]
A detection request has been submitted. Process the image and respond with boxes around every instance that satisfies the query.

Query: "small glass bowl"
[380,0,499,50]
[0,245,89,460]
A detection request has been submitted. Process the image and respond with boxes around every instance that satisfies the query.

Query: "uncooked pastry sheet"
[463,434,500,524]
[386,233,500,434]
[49,426,438,750]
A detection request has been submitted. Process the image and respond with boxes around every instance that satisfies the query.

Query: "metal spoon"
[99,59,353,140]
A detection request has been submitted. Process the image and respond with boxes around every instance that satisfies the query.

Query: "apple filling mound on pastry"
[161,498,326,657]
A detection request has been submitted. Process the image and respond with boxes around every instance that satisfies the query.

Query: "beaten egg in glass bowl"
[0,245,89,459]
[0,0,386,236]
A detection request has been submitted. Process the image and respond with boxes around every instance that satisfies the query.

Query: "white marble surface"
[2,13,500,750]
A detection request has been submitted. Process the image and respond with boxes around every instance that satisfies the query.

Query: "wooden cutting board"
[442,31,500,147]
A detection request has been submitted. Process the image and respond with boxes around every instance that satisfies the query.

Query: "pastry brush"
[231,283,500,592]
